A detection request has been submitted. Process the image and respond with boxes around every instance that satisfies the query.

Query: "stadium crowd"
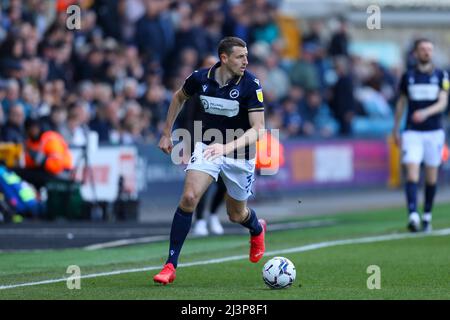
[0,0,447,148]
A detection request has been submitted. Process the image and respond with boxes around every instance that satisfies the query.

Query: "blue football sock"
[405,181,418,215]
[240,208,262,236]
[424,184,436,213]
[166,207,193,268]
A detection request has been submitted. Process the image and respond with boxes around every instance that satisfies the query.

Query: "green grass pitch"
[1,203,449,300]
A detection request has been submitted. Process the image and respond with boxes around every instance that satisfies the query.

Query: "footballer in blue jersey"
[153,37,267,285]
[393,38,449,233]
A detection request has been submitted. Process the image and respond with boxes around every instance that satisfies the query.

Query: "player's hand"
[412,110,427,123]
[203,143,226,161]
[158,135,173,155]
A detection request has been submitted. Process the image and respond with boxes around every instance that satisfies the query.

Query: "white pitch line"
[83,220,337,251]
[1,228,449,291]
[84,235,170,250]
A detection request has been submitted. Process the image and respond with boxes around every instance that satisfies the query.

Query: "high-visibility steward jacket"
[255,132,285,170]
[25,131,73,175]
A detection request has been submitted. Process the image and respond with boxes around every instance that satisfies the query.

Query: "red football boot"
[249,219,267,263]
[153,263,176,285]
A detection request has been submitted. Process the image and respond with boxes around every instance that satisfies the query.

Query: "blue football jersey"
[182,62,265,158]
[399,67,449,131]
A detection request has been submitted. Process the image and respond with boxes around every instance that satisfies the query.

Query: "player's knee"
[180,191,199,211]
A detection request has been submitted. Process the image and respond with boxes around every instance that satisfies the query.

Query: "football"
[262,257,296,289]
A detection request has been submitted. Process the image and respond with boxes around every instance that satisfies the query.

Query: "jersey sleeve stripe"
[248,108,265,113]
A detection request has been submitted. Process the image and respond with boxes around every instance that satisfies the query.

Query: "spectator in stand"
[222,1,251,43]
[40,105,69,138]
[92,0,123,41]
[64,102,90,147]
[280,96,302,138]
[250,3,280,46]
[89,99,120,144]
[329,56,356,136]
[119,100,143,144]
[139,82,170,135]
[0,102,25,143]
[303,20,324,49]
[21,84,40,117]
[134,0,174,66]
[77,80,96,117]
[1,79,20,117]
[299,90,339,138]
[289,43,320,91]
[172,2,209,61]
[124,45,145,80]
[78,47,108,82]
[263,51,291,101]
[328,17,350,57]
[352,61,395,137]
[47,41,73,86]
[122,77,140,103]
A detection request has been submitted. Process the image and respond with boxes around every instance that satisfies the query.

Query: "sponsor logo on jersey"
[199,95,239,117]
[408,84,440,101]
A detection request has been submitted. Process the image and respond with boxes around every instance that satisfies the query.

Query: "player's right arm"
[159,70,200,154]
[392,72,408,146]
[392,94,406,146]
[159,89,189,154]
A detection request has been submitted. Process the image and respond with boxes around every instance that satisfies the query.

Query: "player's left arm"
[413,91,448,123]
[413,71,449,123]
[203,111,265,161]
[204,77,266,160]
[228,111,265,153]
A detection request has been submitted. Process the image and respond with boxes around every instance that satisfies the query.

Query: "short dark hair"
[414,38,432,51]
[218,37,246,58]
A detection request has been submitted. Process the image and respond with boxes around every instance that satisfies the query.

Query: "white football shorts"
[185,142,256,201]
[401,129,445,167]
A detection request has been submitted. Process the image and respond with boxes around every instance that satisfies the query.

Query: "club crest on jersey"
[230,89,239,99]
[202,85,208,92]
[200,97,210,110]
